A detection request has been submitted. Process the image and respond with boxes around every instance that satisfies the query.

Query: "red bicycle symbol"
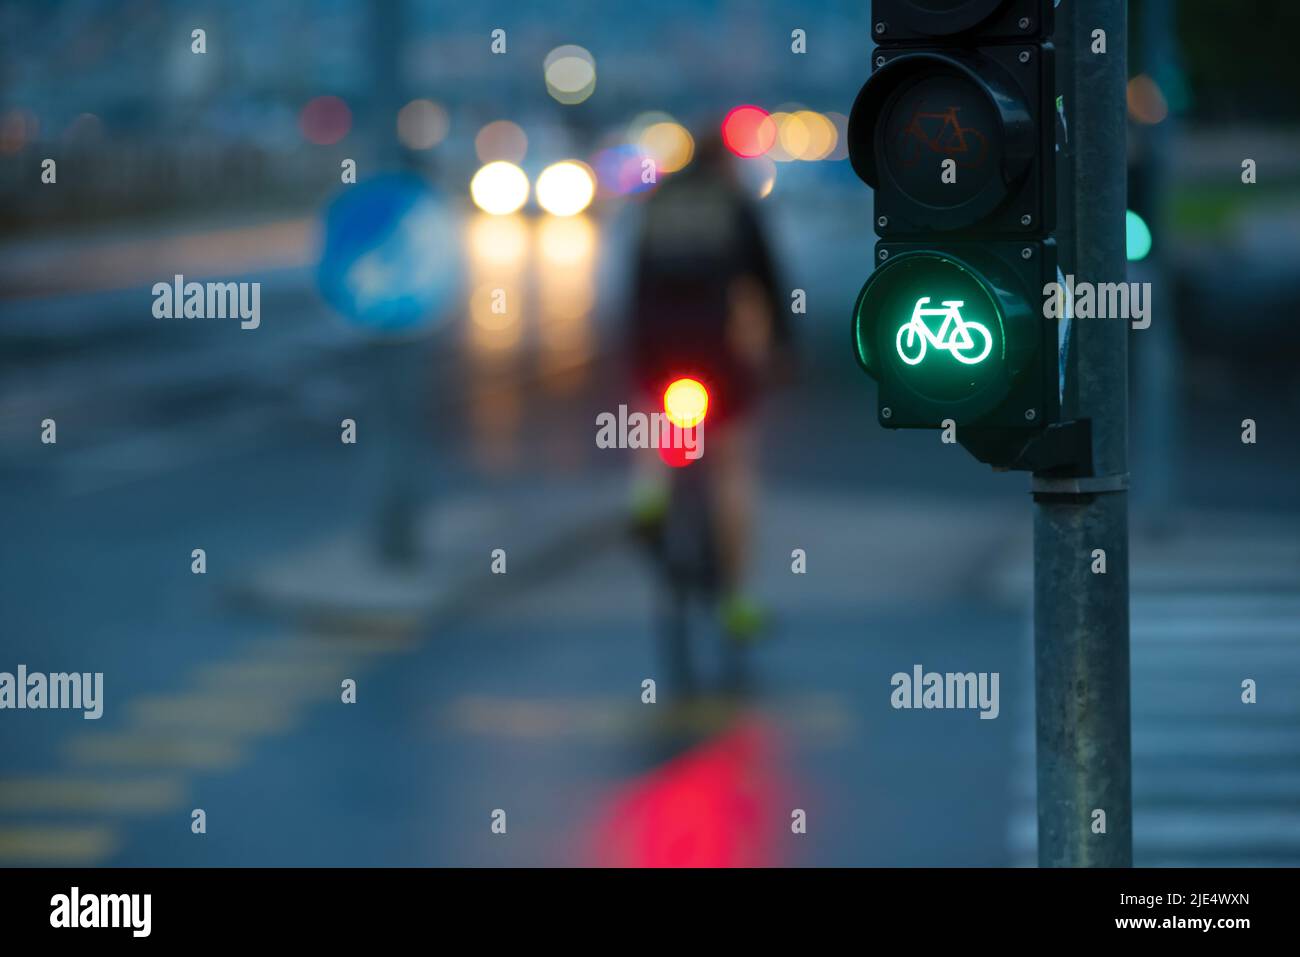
[898,106,988,170]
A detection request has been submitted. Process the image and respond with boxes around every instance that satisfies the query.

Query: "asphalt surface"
[2,204,1297,866]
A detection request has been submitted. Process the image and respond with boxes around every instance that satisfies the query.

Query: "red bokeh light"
[300,95,352,145]
[657,431,701,468]
[721,105,777,158]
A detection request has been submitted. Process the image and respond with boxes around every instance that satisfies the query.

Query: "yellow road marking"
[14,627,421,864]
[129,694,297,735]
[0,826,118,864]
[0,775,186,813]
[444,694,853,739]
[192,657,360,701]
[65,733,242,770]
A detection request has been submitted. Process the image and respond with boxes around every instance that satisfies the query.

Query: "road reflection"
[463,211,598,471]
[583,717,791,867]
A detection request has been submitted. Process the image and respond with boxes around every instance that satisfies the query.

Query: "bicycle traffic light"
[852,242,1051,431]
[849,0,1072,470]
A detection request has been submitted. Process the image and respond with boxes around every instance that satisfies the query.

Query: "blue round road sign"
[317,173,459,334]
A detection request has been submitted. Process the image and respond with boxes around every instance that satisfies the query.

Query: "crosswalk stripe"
[1009,522,1300,866]
[1130,644,1300,667]
[1134,593,1300,613]
[1134,618,1299,640]
[1013,768,1300,803]
[1133,699,1300,718]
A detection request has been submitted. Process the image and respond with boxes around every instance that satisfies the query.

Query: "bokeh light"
[795,111,837,160]
[764,111,838,161]
[773,112,808,162]
[591,144,655,197]
[300,95,351,145]
[544,45,596,105]
[663,377,709,428]
[475,120,528,164]
[762,113,791,162]
[657,436,700,469]
[627,111,675,142]
[0,108,39,154]
[638,121,694,174]
[1127,74,1169,125]
[722,105,777,158]
[396,99,449,150]
[470,161,530,215]
[535,161,596,216]
[1126,209,1153,261]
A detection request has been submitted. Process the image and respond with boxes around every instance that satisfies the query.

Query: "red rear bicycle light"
[662,377,709,428]
[658,377,708,468]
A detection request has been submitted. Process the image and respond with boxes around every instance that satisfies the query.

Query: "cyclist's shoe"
[720,593,770,644]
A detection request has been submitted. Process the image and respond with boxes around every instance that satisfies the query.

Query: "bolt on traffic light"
[849,0,1072,470]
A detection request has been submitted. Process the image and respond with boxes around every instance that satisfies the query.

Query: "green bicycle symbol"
[896,297,993,366]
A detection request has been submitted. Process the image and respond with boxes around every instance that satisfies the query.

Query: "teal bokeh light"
[1126,209,1152,262]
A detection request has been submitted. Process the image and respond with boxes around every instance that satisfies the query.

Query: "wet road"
[2,203,1297,866]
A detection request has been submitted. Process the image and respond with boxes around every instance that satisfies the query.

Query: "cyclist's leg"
[629,391,670,536]
[710,420,752,592]
[708,418,770,640]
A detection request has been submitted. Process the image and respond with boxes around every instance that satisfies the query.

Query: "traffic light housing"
[849,0,1079,471]
[869,0,1051,44]
[848,42,1054,237]
[852,240,1055,427]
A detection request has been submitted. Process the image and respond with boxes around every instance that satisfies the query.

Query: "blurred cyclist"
[626,129,792,641]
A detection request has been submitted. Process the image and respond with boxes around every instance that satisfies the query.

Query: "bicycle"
[898,106,989,170]
[631,379,749,693]
[895,297,993,366]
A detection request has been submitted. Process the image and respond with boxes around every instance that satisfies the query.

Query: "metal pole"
[367,0,422,567]
[1033,0,1133,867]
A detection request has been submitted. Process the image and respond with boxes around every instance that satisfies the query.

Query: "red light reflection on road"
[586,718,789,867]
